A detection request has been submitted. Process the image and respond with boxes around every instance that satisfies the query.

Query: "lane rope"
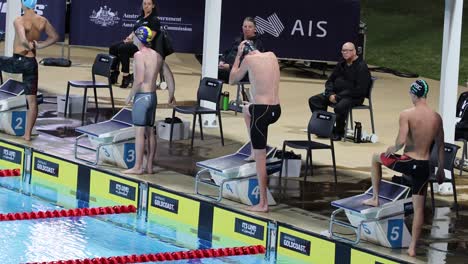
[26,245,266,264]
[0,205,136,221]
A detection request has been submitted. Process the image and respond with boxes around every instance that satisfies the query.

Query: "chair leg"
[64,83,71,117]
[81,88,88,124]
[331,147,337,184]
[191,114,197,148]
[169,109,176,145]
[349,110,354,130]
[218,112,224,146]
[93,87,99,112]
[279,143,286,180]
[460,140,467,176]
[109,85,115,114]
[304,150,310,181]
[452,176,459,218]
[369,104,376,134]
[430,182,435,215]
[308,149,313,176]
[198,114,204,140]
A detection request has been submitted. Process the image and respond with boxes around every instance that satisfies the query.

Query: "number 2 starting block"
[195,143,281,205]
[74,108,136,169]
[0,79,43,136]
[329,180,413,248]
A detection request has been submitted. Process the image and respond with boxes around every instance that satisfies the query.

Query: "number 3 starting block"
[329,180,413,248]
[74,108,137,169]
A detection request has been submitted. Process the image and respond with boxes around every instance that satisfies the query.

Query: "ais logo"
[255,13,328,38]
[0,2,46,16]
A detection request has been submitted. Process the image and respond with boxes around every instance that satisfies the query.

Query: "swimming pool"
[0,185,267,263]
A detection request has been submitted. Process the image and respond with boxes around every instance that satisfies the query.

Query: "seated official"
[217,17,264,83]
[308,42,371,140]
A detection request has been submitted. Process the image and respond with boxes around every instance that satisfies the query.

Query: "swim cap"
[22,0,37,10]
[242,40,257,56]
[410,79,429,98]
[134,26,153,45]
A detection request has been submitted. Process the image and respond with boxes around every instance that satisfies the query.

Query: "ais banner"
[0,0,67,41]
[220,0,361,61]
[69,0,204,53]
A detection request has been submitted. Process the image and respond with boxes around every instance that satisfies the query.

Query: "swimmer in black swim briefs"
[248,104,281,149]
[380,153,430,195]
[0,54,38,95]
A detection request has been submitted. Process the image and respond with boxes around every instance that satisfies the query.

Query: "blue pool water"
[0,186,267,264]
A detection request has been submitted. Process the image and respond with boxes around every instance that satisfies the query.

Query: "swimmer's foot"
[122,167,144,175]
[246,204,268,213]
[362,197,379,207]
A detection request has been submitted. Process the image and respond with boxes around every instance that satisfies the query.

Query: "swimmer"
[362,79,445,257]
[123,26,174,175]
[229,40,281,212]
[0,0,58,141]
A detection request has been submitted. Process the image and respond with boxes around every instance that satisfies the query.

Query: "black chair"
[64,54,116,123]
[169,77,224,148]
[280,110,337,183]
[455,91,468,175]
[346,76,377,134]
[429,142,460,217]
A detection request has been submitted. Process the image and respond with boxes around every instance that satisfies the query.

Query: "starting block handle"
[329,208,361,245]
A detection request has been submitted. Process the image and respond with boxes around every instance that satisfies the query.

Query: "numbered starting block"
[0,79,43,136]
[195,143,281,205]
[75,108,136,169]
[329,180,413,248]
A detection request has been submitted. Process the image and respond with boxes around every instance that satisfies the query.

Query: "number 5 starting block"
[74,108,137,169]
[329,180,413,248]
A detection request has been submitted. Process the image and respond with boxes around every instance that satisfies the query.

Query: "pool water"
[0,186,267,264]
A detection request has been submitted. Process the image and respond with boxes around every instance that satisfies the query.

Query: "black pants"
[308,94,363,135]
[109,41,139,73]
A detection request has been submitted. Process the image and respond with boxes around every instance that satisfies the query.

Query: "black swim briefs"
[248,104,281,149]
[0,54,38,95]
[380,153,430,195]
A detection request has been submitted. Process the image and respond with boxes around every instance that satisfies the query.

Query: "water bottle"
[354,122,362,143]
[222,91,229,111]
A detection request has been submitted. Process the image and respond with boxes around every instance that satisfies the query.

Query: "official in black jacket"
[308,42,371,140]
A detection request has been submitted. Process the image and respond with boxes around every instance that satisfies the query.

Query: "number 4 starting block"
[329,180,413,248]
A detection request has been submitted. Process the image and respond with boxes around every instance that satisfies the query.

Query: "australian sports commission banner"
[0,0,66,41]
[69,0,205,53]
[220,0,361,61]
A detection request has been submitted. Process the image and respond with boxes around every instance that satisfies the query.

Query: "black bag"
[39,58,72,67]
[156,29,174,58]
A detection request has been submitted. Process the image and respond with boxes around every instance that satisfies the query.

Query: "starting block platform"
[195,143,281,205]
[0,79,43,136]
[75,108,136,169]
[329,180,413,248]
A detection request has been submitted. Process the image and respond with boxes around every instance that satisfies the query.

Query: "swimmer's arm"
[13,19,32,50]
[387,112,408,155]
[435,114,445,183]
[35,19,59,49]
[229,55,248,85]
[162,62,176,104]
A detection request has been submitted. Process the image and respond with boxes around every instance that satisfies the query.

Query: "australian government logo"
[90,6,120,27]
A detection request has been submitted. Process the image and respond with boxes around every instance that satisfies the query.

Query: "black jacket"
[220,34,264,69]
[324,57,371,99]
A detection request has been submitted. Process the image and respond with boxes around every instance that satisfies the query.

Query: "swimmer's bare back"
[244,52,280,105]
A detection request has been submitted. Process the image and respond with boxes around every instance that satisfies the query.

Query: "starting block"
[0,79,43,136]
[329,180,413,248]
[75,108,136,168]
[195,143,281,205]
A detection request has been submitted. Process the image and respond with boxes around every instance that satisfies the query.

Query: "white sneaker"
[438,183,453,195]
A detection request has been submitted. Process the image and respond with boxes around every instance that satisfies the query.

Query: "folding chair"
[429,142,460,217]
[64,53,116,123]
[280,110,337,183]
[169,77,224,148]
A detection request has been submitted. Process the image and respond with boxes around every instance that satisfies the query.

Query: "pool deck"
[2,43,468,263]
